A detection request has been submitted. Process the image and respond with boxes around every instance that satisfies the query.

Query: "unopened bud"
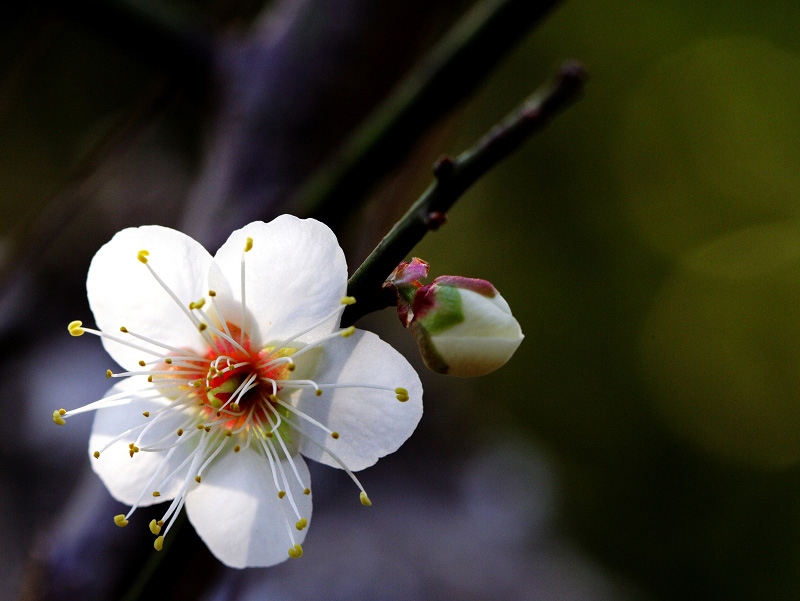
[409,276,523,377]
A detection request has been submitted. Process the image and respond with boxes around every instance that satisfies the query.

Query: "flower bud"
[409,276,523,377]
[383,258,430,327]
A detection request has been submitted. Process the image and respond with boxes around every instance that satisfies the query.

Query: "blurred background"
[4,0,800,599]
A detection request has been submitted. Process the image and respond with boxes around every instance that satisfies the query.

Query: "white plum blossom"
[54,216,422,568]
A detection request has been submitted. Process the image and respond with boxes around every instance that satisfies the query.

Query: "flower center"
[199,336,296,432]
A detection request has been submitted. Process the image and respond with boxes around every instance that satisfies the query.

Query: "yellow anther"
[315,389,323,397]
[197,424,204,430]
[204,426,211,433]
[295,518,308,531]
[244,237,253,252]
[331,432,340,439]
[198,323,208,332]
[59,408,67,416]
[340,326,356,338]
[93,451,100,459]
[138,360,146,367]
[68,320,84,336]
[189,298,206,310]
[106,370,112,378]
[303,487,311,495]
[395,388,408,396]
[288,543,303,559]
[340,296,356,305]
[195,476,202,483]
[210,398,222,409]
[147,375,153,383]
[114,514,129,527]
[52,410,66,426]
[151,491,160,497]
[278,491,286,499]
[154,536,164,551]
[149,519,161,535]
[265,431,274,438]
[208,290,217,297]
[359,492,372,507]
[165,358,173,364]
[234,445,241,453]
[137,250,149,264]
[396,394,409,402]
[142,412,150,418]
[120,326,128,333]
[287,362,296,372]
[230,403,240,412]
[177,428,183,436]
[225,430,232,437]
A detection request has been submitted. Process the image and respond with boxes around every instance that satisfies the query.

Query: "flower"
[386,260,523,377]
[54,216,422,568]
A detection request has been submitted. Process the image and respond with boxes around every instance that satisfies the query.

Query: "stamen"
[140,258,217,348]
[52,409,66,426]
[263,302,349,358]
[79,326,173,359]
[240,240,249,345]
[68,320,85,336]
[196,432,230,480]
[192,307,243,354]
[276,410,370,502]
[340,296,356,305]
[287,326,357,362]
[262,405,307,493]
[62,387,162,418]
[288,543,303,558]
[114,514,129,527]
[208,290,235,343]
[119,327,206,361]
[260,434,302,521]
[273,397,335,436]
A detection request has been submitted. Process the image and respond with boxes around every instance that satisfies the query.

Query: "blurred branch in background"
[296,0,564,228]
[344,61,586,325]
[180,0,476,247]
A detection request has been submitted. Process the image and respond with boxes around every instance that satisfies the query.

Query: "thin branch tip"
[343,61,587,326]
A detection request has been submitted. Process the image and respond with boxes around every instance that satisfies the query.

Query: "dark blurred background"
[4,0,800,599]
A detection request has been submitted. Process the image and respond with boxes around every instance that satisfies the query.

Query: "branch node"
[425,211,448,230]
[433,155,456,179]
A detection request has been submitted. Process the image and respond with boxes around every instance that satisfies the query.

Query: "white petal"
[87,225,212,371]
[89,379,197,506]
[295,330,423,472]
[209,217,347,346]
[185,446,311,568]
